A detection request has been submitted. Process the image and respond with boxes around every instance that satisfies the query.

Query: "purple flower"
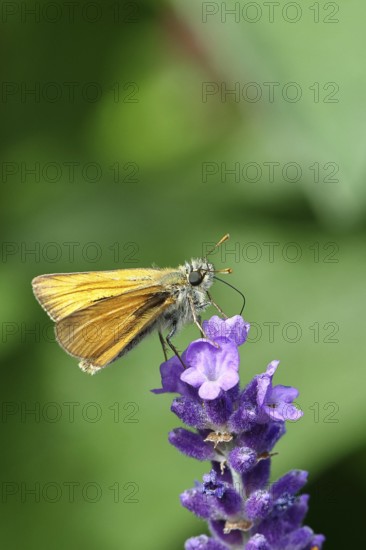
[203,315,250,346]
[181,340,240,400]
[153,316,325,549]
[202,470,226,498]
[257,361,303,422]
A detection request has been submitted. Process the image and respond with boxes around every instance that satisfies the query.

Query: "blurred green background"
[1,1,365,548]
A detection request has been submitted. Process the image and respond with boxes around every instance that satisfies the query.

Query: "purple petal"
[185,340,217,372]
[218,369,239,391]
[270,385,299,403]
[203,315,250,346]
[186,340,240,379]
[185,535,228,550]
[264,401,303,422]
[199,380,222,400]
[215,342,240,372]
[265,385,302,421]
[266,360,280,377]
[202,471,223,496]
[256,376,271,408]
[151,354,190,396]
[240,377,260,406]
[282,404,303,422]
[181,366,207,387]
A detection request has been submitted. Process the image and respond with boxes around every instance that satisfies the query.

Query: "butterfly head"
[184,258,215,291]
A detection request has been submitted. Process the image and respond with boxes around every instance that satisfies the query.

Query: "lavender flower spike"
[153,315,325,549]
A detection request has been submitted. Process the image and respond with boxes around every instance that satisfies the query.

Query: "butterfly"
[32,235,233,374]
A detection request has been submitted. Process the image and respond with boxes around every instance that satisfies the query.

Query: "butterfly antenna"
[205,233,230,258]
[213,276,246,315]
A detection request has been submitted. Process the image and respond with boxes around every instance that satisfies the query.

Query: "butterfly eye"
[189,271,204,286]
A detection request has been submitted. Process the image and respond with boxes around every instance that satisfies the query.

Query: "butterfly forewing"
[32,268,173,321]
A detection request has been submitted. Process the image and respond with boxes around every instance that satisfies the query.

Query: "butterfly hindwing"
[55,288,174,372]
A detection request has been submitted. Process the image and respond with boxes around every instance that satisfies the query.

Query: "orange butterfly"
[32,235,232,374]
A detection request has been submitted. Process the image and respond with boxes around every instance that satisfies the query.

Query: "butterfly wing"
[32,269,178,373]
[32,268,172,321]
[56,289,174,373]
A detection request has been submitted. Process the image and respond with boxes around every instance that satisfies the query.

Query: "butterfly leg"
[187,295,208,338]
[188,295,220,349]
[196,315,204,337]
[166,325,187,368]
[207,292,228,318]
[158,331,169,362]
